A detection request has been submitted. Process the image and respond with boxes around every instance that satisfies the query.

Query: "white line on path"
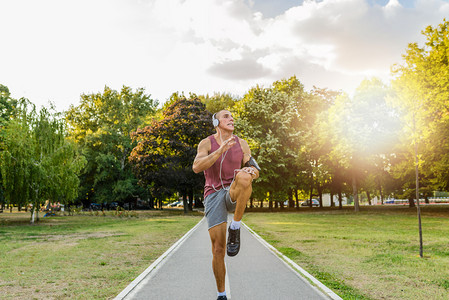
[114,218,206,300]
[243,223,343,300]
[225,261,232,300]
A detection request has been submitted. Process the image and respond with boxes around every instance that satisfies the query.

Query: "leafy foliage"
[198,92,239,113]
[391,19,449,194]
[129,96,214,211]
[233,76,308,202]
[0,99,85,221]
[65,86,157,206]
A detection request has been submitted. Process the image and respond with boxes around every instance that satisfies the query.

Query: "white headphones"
[212,113,219,127]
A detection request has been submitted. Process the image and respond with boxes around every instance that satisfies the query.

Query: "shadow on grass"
[0,209,203,227]
[245,204,449,217]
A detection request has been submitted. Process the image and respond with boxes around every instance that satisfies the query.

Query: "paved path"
[115,216,342,300]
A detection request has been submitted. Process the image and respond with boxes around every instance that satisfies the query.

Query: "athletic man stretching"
[192,110,260,300]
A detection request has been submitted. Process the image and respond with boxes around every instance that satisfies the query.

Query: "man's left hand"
[240,167,257,178]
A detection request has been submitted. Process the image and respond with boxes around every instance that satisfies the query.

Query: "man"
[192,110,260,300]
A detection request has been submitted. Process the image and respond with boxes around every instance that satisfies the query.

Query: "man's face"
[217,110,234,131]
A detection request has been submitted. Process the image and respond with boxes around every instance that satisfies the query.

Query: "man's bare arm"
[240,139,259,179]
[192,137,236,173]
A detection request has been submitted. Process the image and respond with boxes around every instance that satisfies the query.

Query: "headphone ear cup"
[212,114,219,127]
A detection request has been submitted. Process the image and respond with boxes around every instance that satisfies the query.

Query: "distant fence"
[383,198,449,205]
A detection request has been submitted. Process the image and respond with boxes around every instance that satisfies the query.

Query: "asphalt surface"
[115,216,340,300]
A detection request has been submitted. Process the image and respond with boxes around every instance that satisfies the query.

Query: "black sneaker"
[217,296,227,300]
[227,226,240,256]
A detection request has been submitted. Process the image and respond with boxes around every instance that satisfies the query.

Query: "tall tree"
[300,87,340,207]
[0,84,17,210]
[390,19,449,257]
[233,76,308,207]
[66,86,157,208]
[0,99,34,213]
[129,96,213,212]
[1,99,85,223]
[327,78,398,212]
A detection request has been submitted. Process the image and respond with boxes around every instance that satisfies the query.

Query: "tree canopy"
[129,96,213,212]
[65,86,158,207]
[0,99,85,222]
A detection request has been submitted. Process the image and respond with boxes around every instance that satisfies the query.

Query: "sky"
[1,0,448,112]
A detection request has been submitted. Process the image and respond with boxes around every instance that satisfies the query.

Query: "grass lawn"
[0,210,202,300]
[244,205,449,300]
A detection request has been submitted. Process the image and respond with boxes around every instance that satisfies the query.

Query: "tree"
[0,85,17,126]
[392,20,449,191]
[129,96,213,212]
[233,76,308,208]
[327,78,398,212]
[390,19,449,257]
[198,92,240,113]
[1,99,85,223]
[300,87,340,208]
[66,86,157,208]
[0,84,17,210]
[0,99,33,213]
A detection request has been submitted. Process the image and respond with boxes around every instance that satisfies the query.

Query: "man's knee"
[212,243,225,258]
[235,171,252,189]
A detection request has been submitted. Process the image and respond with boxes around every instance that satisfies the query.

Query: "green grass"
[244,205,449,300]
[3,206,449,299]
[0,210,202,299]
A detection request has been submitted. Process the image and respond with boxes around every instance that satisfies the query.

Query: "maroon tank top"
[204,135,243,198]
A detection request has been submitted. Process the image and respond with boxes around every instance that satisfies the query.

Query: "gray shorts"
[204,189,236,230]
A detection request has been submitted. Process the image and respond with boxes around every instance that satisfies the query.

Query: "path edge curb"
[114,217,205,300]
[243,222,343,300]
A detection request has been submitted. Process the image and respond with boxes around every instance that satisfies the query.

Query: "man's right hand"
[219,137,236,154]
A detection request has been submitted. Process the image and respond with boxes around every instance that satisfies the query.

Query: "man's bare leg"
[225,171,253,257]
[208,222,227,293]
[230,171,253,221]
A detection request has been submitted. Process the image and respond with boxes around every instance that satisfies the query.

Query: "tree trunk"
[149,196,154,209]
[367,191,372,205]
[413,115,423,258]
[188,190,193,211]
[269,200,273,210]
[274,201,279,209]
[249,197,254,208]
[330,192,334,207]
[317,185,323,207]
[309,181,314,208]
[414,135,423,258]
[195,195,204,208]
[295,189,299,210]
[31,206,36,224]
[338,190,343,210]
[288,189,293,208]
[30,201,40,224]
[378,182,384,205]
[183,193,188,214]
[408,197,416,208]
[352,173,360,212]
[259,199,263,208]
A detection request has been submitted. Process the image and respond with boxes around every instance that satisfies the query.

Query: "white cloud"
[0,0,448,111]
